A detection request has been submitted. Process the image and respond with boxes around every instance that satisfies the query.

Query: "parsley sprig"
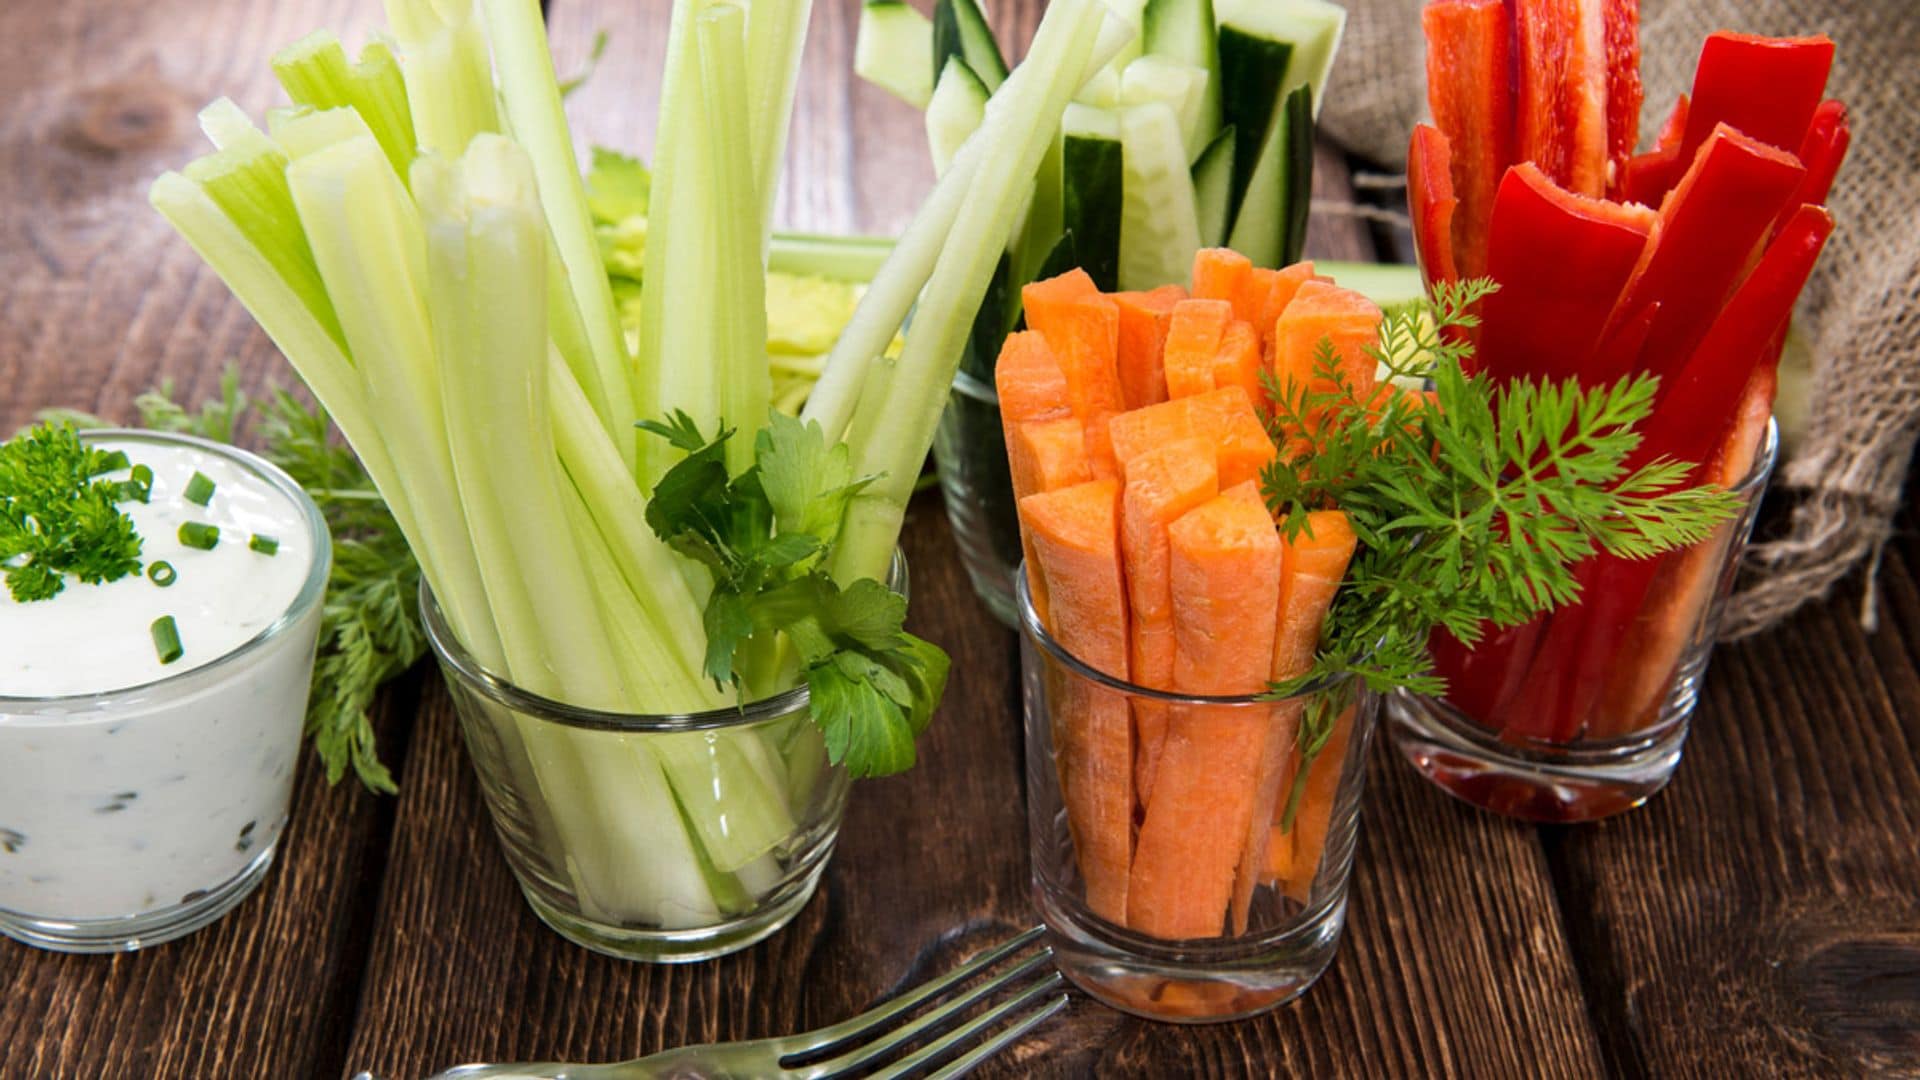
[1,423,147,602]
[641,410,950,779]
[1260,280,1743,822]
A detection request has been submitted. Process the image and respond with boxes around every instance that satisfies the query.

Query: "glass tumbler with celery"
[856,0,1358,625]
[150,0,1129,958]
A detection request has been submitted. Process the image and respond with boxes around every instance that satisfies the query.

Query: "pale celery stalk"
[698,4,771,476]
[479,0,638,462]
[385,0,499,158]
[767,232,895,281]
[743,0,813,241]
[284,134,500,669]
[271,32,417,178]
[829,0,1112,584]
[652,731,798,873]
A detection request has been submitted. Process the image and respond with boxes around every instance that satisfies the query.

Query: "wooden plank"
[1545,490,1920,1078]
[0,0,413,1076]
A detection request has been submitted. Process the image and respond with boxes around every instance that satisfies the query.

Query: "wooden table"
[4,2,1918,1076]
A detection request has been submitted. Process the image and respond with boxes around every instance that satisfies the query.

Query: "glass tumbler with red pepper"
[1387,7,1846,820]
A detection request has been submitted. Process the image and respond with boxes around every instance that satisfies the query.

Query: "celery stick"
[479,0,638,465]
[744,0,813,243]
[384,0,499,158]
[832,0,1111,585]
[767,232,895,282]
[284,135,501,669]
[271,32,416,179]
[652,731,799,873]
[698,4,772,478]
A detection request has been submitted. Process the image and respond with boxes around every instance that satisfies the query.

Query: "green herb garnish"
[1260,280,1743,823]
[151,615,184,665]
[148,560,178,587]
[640,410,950,779]
[0,423,146,602]
[249,534,279,556]
[184,471,216,506]
[178,521,220,550]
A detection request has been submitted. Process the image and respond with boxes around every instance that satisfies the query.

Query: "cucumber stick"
[926,57,989,175]
[1191,124,1236,247]
[1226,84,1312,268]
[1061,104,1124,292]
[1141,0,1222,140]
[932,0,1008,92]
[1216,0,1346,119]
[1119,55,1211,162]
[1118,102,1202,292]
[855,0,935,109]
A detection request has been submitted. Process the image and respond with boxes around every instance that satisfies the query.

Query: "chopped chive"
[184,471,216,506]
[178,521,220,550]
[147,561,178,587]
[151,616,183,665]
[248,534,279,556]
[131,464,153,488]
[95,450,131,473]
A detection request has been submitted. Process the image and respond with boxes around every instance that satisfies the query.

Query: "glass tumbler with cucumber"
[858,0,1417,624]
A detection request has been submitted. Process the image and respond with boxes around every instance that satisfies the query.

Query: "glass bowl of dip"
[0,429,330,953]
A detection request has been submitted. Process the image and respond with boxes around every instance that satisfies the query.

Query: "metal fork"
[352,926,1066,1080]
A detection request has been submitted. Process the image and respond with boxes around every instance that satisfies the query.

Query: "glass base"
[1034,883,1347,1024]
[1387,691,1689,823]
[521,852,832,963]
[0,842,277,953]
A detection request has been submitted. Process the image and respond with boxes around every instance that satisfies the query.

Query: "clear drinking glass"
[0,431,330,952]
[422,552,906,963]
[1016,572,1378,1022]
[1389,422,1778,822]
[932,371,1022,628]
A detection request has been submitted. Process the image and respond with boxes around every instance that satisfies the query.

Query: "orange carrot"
[1231,510,1356,930]
[1120,438,1221,808]
[1113,284,1186,411]
[993,330,1073,423]
[1255,261,1318,338]
[1233,267,1278,326]
[1127,485,1282,939]
[1020,479,1133,924]
[1192,247,1254,311]
[1022,271,1125,478]
[1108,386,1279,492]
[1212,320,1265,407]
[1163,299,1232,399]
[1269,281,1384,434]
[1280,705,1356,904]
[1008,416,1094,500]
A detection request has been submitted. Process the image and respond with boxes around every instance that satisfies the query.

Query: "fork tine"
[792,926,1049,1051]
[874,971,1069,1080]
[808,950,1055,1075]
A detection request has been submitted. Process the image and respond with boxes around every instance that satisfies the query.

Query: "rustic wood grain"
[1543,493,1920,1079]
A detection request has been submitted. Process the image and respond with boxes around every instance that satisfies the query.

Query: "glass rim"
[0,428,332,708]
[1727,417,1781,497]
[1014,566,1350,707]
[419,549,907,734]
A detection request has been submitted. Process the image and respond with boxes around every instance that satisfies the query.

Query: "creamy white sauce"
[0,435,325,928]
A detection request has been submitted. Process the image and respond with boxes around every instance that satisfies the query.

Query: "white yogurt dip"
[0,430,329,950]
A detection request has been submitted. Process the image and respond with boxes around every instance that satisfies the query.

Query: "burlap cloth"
[1321,0,1920,637]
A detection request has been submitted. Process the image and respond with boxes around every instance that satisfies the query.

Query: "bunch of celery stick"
[151,0,1123,928]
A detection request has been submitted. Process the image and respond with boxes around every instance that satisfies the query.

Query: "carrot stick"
[996,331,1076,623]
[1268,281,1383,436]
[1232,510,1355,930]
[1109,386,1278,491]
[1120,438,1221,808]
[1255,261,1317,339]
[1022,271,1125,478]
[1113,284,1186,410]
[1127,484,1281,939]
[1212,321,1265,407]
[1020,478,1133,924]
[1191,247,1253,310]
[1280,704,1356,904]
[1163,299,1232,399]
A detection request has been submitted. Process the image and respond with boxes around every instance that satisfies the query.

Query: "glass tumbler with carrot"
[1391,0,1847,822]
[1001,247,1735,1020]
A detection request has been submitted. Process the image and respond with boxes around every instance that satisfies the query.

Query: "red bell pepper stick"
[1782,100,1851,227]
[1474,163,1654,387]
[1678,33,1834,167]
[1594,123,1805,390]
[1602,0,1642,199]
[1620,94,1689,206]
[1513,0,1610,198]
[1409,124,1462,288]
[1423,0,1514,279]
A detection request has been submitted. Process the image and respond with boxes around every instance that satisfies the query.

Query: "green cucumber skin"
[1217,25,1293,215]
[932,0,1008,93]
[1062,136,1125,292]
[1278,85,1314,265]
[1141,0,1223,136]
[1192,123,1236,248]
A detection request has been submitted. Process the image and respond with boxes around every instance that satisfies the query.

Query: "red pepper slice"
[1618,94,1689,206]
[1594,123,1806,389]
[1474,163,1654,387]
[1782,100,1850,225]
[1408,124,1462,288]
[1422,0,1514,279]
[1677,32,1834,166]
[1602,0,1642,199]
[1513,0,1610,198]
